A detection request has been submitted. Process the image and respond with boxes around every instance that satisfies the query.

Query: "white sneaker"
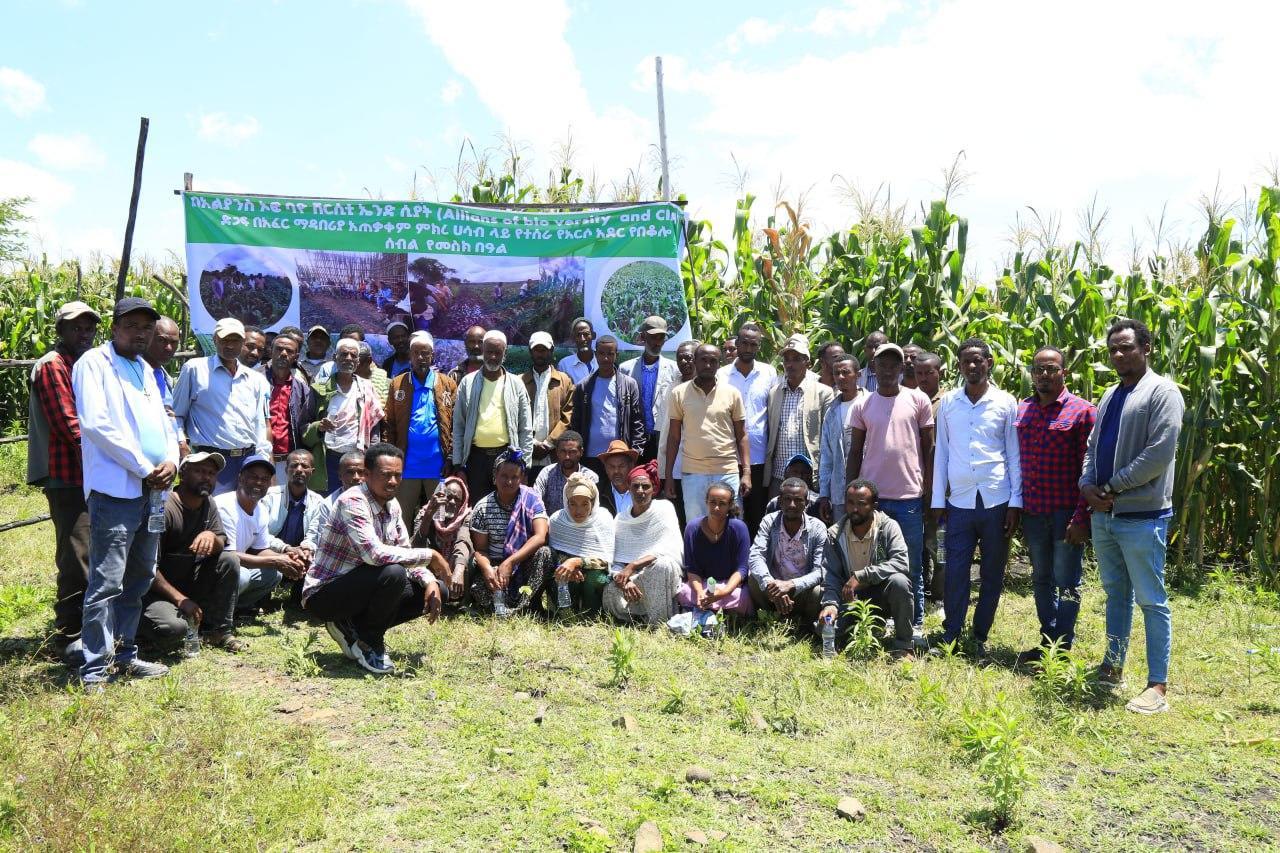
[355,644,393,676]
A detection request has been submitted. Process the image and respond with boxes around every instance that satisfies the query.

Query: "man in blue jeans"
[1014,346,1096,667]
[72,297,180,688]
[1081,319,1183,715]
[930,338,1022,659]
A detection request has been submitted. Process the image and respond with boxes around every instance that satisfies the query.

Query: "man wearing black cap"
[28,300,99,662]
[72,297,180,687]
[139,451,246,653]
[619,315,681,464]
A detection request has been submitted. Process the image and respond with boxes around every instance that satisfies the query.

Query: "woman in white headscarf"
[547,472,614,615]
[603,461,682,626]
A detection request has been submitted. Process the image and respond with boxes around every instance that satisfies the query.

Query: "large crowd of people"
[27,299,1183,715]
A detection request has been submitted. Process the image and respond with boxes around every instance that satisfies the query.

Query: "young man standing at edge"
[718,322,776,536]
[930,338,1021,659]
[28,300,99,662]
[1081,319,1183,715]
[1014,346,1095,667]
[914,352,946,606]
[73,297,179,687]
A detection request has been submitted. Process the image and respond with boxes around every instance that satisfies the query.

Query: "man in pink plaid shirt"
[303,443,446,675]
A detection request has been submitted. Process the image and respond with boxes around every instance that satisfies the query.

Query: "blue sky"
[3,0,1277,276]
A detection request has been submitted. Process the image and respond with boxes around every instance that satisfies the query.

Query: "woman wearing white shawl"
[548,472,614,615]
[603,461,682,626]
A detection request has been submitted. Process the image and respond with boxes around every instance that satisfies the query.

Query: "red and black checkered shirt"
[32,349,83,486]
[1015,388,1096,526]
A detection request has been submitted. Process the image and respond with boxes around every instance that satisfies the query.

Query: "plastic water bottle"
[147,489,168,533]
[182,613,201,658]
[556,581,572,611]
[493,587,512,618]
[821,615,837,659]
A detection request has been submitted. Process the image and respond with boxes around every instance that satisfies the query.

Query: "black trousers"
[304,563,427,653]
[139,550,240,645]
[742,464,768,539]
[46,486,91,641]
[466,445,505,504]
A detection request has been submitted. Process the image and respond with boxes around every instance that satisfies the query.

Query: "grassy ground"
[0,445,1277,851]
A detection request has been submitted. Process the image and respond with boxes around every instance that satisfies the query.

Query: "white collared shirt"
[932,384,1022,510]
[172,355,272,455]
[557,353,597,385]
[215,491,274,553]
[719,360,777,465]
[73,342,179,499]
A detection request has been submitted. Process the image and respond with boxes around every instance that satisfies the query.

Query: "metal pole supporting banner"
[655,56,671,202]
[115,116,150,302]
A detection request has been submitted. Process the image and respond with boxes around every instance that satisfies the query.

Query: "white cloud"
[195,176,250,194]
[196,112,260,146]
[805,0,904,36]
[27,133,106,170]
[403,0,652,185]
[0,67,47,117]
[440,79,463,104]
[725,17,784,52]
[662,0,1280,273]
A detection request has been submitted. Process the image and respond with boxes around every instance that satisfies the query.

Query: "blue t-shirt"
[586,375,619,457]
[389,358,411,378]
[638,359,659,433]
[405,372,444,479]
[116,352,168,466]
[1095,382,1169,519]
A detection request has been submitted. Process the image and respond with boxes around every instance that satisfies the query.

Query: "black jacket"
[569,370,648,455]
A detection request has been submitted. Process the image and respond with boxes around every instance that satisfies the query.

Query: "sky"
[2,0,1277,278]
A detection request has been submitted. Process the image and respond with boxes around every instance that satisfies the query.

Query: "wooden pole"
[115,116,150,302]
[655,57,671,202]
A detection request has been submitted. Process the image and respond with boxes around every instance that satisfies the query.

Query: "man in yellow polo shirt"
[662,343,751,523]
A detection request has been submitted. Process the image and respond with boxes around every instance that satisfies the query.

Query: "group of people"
[28,299,1182,714]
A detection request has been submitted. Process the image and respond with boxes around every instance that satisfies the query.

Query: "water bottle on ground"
[494,587,512,618]
[556,581,572,611]
[821,615,837,659]
[182,613,201,658]
[147,489,168,533]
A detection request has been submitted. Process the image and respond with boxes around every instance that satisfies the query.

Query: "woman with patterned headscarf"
[547,472,614,615]
[411,475,473,603]
[603,460,682,626]
[467,448,552,615]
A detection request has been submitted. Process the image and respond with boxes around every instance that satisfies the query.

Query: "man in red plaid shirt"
[1014,345,1096,666]
[26,301,100,662]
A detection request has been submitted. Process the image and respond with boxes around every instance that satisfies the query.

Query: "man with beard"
[521,331,574,484]
[764,335,834,498]
[214,454,306,618]
[596,440,639,517]
[305,338,386,493]
[557,317,598,384]
[452,330,533,502]
[28,300,99,662]
[172,317,272,494]
[385,331,457,525]
[448,325,487,384]
[748,477,829,627]
[618,316,681,464]
[533,431,597,515]
[139,452,246,653]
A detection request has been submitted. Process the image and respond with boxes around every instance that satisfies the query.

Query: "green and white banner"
[183,191,689,365]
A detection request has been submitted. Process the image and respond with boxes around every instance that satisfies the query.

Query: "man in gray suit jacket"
[817,354,863,524]
[452,330,533,502]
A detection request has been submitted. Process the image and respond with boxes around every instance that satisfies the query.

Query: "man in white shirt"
[718,321,776,537]
[171,317,272,495]
[930,338,1022,657]
[72,297,179,687]
[557,317,598,384]
[214,454,307,617]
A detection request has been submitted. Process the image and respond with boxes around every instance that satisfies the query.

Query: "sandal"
[205,633,249,653]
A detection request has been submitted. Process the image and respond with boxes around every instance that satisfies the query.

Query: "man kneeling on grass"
[303,443,447,675]
[819,479,914,658]
[139,452,247,653]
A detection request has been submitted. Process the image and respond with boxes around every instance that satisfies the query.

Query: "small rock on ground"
[685,766,713,783]
[836,796,867,821]
[1024,838,1067,853]
[613,714,638,731]
[685,829,708,845]
[634,820,662,853]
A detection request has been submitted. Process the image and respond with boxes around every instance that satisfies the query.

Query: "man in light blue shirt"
[718,321,777,537]
[171,317,272,495]
[72,297,179,688]
[557,317,598,384]
[930,337,1022,657]
[618,315,681,464]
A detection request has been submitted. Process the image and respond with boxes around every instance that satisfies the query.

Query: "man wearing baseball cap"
[619,315,681,465]
[300,325,332,378]
[171,316,272,495]
[764,334,834,497]
[72,297,180,686]
[28,300,99,662]
[521,331,574,483]
[215,453,307,617]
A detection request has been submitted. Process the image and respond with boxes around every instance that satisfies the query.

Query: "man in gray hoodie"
[1080,318,1184,715]
[820,479,914,655]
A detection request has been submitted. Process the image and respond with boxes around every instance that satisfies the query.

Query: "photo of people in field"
[197,247,295,328]
[295,250,409,331]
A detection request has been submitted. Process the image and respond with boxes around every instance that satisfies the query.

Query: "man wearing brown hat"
[596,439,639,516]
[28,300,99,662]
[171,316,272,495]
[764,334,834,498]
[618,315,681,464]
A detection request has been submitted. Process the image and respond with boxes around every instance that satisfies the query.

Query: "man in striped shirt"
[302,443,446,675]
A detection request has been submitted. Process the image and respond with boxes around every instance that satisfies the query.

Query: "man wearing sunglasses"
[1014,346,1096,668]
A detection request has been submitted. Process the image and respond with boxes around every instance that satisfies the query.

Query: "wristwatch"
[1100,483,1115,496]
